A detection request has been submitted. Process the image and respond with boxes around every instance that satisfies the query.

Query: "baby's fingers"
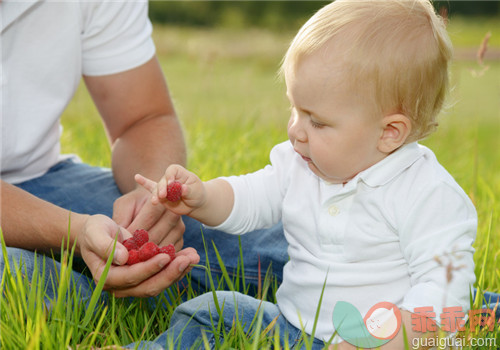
[134,174,157,192]
[135,174,160,203]
[158,164,190,199]
[157,176,168,200]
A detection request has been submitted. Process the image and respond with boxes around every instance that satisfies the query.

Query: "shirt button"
[328,205,340,216]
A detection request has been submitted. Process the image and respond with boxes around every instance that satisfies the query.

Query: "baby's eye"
[310,120,325,129]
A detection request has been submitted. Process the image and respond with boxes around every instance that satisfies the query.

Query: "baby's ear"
[377,114,412,154]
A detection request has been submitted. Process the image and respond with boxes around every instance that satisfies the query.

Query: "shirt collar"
[357,142,424,188]
[1,0,42,34]
[318,142,424,203]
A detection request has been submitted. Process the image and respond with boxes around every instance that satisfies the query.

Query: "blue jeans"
[131,290,500,350]
[157,291,326,349]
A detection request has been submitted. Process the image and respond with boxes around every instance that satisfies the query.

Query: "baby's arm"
[134,164,234,227]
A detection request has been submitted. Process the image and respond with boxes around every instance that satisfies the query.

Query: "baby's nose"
[288,119,307,142]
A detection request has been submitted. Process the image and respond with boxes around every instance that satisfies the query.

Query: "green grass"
[2,18,500,349]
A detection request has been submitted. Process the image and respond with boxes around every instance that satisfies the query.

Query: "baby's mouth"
[295,149,312,162]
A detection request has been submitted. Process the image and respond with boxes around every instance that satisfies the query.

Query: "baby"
[136,0,476,348]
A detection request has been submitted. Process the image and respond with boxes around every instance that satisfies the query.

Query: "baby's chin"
[307,163,352,185]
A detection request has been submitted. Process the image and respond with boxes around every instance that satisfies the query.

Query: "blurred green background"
[148,1,499,29]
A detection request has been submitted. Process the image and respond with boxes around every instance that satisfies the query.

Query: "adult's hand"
[80,214,200,297]
[113,187,185,251]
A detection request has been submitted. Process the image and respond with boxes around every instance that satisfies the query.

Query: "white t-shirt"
[1,0,156,184]
[214,141,477,342]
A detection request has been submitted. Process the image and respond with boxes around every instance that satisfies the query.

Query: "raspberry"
[138,241,160,262]
[127,249,141,265]
[159,244,176,261]
[123,238,138,251]
[166,181,182,202]
[133,229,149,248]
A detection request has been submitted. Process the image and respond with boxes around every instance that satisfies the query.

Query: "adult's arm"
[0,180,88,253]
[84,56,186,193]
[84,56,187,246]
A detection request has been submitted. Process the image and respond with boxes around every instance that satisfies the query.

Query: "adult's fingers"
[135,174,164,205]
[107,248,200,298]
[100,253,172,292]
[153,214,185,250]
[80,215,129,266]
[112,192,140,228]
[126,198,165,234]
[135,174,157,194]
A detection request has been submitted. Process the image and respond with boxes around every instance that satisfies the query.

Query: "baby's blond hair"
[281,0,452,142]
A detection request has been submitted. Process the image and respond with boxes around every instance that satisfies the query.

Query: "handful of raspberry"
[123,229,176,265]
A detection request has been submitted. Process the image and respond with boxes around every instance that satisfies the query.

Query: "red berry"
[138,242,160,262]
[123,238,138,251]
[159,244,176,261]
[127,249,141,265]
[133,229,149,248]
[166,181,182,202]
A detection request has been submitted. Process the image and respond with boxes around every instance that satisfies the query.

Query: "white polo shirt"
[215,140,477,342]
[1,0,155,184]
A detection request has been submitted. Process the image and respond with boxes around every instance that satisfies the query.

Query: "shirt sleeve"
[208,142,293,235]
[80,0,156,76]
[398,180,477,320]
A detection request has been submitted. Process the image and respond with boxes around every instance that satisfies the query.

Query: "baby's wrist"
[186,181,219,225]
[187,183,209,217]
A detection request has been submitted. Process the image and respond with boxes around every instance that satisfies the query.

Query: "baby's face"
[285,50,386,184]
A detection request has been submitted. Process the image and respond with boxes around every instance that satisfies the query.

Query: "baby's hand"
[134,164,206,216]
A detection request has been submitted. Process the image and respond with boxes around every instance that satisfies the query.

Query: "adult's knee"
[0,247,37,274]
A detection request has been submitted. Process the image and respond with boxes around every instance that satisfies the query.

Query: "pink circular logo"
[363,301,402,340]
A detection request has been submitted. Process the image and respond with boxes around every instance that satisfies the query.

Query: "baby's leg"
[162,291,293,348]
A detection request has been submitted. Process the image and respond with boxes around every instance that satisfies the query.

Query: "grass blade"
[81,234,117,328]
